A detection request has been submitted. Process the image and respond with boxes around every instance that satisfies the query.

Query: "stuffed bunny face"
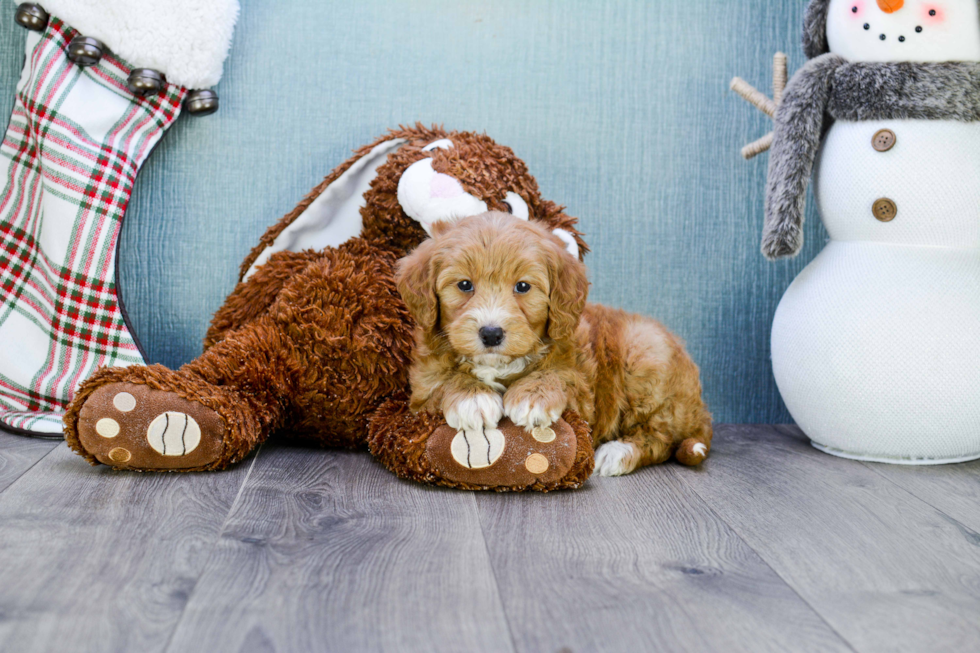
[359,126,583,258]
[397,138,531,234]
[826,0,980,62]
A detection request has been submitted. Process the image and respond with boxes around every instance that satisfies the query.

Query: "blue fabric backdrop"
[0,0,827,423]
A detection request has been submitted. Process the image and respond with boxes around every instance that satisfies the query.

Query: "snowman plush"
[749,0,980,463]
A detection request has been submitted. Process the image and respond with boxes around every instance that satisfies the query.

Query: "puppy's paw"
[503,385,565,429]
[504,398,564,430]
[444,392,504,432]
[594,441,642,477]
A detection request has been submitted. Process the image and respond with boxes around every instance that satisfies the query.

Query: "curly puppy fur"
[397,213,712,476]
[64,125,594,490]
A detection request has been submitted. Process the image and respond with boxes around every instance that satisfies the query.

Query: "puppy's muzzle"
[479,326,505,348]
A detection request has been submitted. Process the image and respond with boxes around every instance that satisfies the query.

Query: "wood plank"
[844,443,980,535]
[476,463,850,653]
[0,430,59,494]
[777,427,980,538]
[0,443,252,653]
[679,425,980,653]
[167,445,515,653]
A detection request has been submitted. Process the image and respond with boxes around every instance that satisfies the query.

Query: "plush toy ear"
[242,137,406,281]
[397,239,441,333]
[546,238,589,342]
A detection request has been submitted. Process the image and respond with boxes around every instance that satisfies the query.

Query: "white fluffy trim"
[34,0,239,89]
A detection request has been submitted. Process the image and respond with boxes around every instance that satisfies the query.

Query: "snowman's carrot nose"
[877,0,904,12]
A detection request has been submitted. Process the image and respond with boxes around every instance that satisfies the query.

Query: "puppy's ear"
[546,238,589,342]
[429,219,456,238]
[397,239,440,332]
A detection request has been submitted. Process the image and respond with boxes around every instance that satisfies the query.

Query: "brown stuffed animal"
[63,125,595,491]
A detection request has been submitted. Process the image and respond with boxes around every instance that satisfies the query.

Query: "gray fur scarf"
[762,56,980,259]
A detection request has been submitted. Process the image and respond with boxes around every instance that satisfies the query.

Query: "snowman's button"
[873,198,898,223]
[872,129,897,152]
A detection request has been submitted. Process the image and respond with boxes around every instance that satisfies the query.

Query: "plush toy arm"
[762,53,845,260]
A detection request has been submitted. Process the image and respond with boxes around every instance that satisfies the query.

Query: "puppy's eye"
[514,281,531,294]
[457,280,474,292]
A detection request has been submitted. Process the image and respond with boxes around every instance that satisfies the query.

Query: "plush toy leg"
[203,250,323,349]
[368,395,595,492]
[0,20,185,435]
[65,315,299,471]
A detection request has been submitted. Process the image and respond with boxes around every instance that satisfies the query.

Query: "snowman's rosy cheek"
[922,6,945,23]
[848,1,866,18]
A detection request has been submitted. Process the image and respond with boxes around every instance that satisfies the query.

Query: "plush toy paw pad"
[95,418,120,437]
[450,428,505,469]
[532,426,556,443]
[146,412,203,456]
[113,392,137,412]
[76,382,225,470]
[426,417,578,488]
[524,453,549,474]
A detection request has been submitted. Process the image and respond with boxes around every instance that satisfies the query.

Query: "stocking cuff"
[19,0,239,89]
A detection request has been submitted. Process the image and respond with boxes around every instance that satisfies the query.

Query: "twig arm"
[741,132,774,160]
[730,78,776,118]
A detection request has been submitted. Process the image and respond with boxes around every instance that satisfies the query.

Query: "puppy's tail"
[674,427,712,467]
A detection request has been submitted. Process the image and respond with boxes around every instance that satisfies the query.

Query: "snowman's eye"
[502,192,529,219]
[422,139,454,153]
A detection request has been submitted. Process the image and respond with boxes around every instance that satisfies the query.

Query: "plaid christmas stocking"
[0,0,238,436]
[0,19,184,434]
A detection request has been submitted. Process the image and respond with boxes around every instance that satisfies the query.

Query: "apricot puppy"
[397,212,712,476]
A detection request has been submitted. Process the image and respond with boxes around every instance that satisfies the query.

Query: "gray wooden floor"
[1,425,979,653]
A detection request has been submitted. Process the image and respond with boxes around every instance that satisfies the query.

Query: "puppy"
[397,212,712,476]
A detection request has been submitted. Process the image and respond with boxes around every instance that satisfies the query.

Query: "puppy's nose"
[479,326,505,348]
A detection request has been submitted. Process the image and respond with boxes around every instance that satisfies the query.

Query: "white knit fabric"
[772,241,980,463]
[815,120,980,247]
[23,0,240,89]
